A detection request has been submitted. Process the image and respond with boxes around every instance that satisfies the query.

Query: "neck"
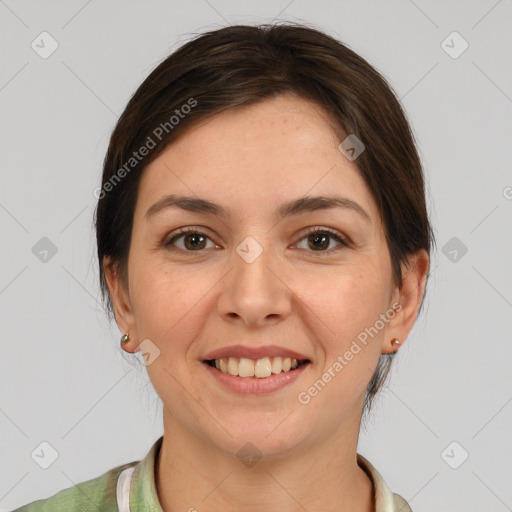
[155,412,374,512]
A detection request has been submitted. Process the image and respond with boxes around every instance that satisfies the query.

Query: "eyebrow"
[144,194,371,223]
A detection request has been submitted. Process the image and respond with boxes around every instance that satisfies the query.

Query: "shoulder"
[356,453,413,512]
[11,460,137,512]
[393,492,413,511]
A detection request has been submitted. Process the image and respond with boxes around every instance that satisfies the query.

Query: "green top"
[12,436,412,511]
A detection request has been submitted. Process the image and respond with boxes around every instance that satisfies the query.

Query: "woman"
[14,22,433,512]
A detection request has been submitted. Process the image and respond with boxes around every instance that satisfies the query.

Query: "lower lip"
[203,362,310,394]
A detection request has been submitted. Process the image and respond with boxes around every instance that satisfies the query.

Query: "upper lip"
[203,344,310,361]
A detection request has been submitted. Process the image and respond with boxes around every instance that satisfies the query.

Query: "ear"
[103,257,139,353]
[382,249,430,354]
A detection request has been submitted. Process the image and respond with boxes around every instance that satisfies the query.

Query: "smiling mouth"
[204,356,310,378]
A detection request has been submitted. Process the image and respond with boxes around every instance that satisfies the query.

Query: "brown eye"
[182,232,207,250]
[164,228,215,251]
[296,228,348,253]
[308,232,330,251]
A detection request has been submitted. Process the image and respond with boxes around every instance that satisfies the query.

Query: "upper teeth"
[214,356,299,378]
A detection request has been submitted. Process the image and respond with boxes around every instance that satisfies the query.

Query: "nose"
[217,239,292,328]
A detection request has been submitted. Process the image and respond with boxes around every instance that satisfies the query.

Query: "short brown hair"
[94,22,435,414]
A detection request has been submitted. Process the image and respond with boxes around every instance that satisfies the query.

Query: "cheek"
[130,261,218,354]
[300,267,387,345]
[130,264,189,337]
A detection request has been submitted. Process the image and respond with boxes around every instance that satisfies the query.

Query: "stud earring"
[120,333,130,348]
[391,338,400,347]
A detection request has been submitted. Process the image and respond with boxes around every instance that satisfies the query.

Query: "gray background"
[1,1,511,511]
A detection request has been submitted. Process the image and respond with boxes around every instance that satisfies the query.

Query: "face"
[106,94,426,459]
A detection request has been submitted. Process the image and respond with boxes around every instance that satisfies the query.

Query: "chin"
[202,416,313,463]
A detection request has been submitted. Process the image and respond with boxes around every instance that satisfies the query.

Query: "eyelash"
[163,226,349,254]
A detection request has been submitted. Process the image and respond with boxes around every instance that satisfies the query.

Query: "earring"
[120,333,130,348]
[391,338,400,348]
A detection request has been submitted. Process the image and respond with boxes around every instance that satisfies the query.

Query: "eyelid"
[163,226,217,248]
[294,226,350,250]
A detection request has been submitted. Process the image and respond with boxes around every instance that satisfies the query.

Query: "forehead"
[136,94,379,225]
